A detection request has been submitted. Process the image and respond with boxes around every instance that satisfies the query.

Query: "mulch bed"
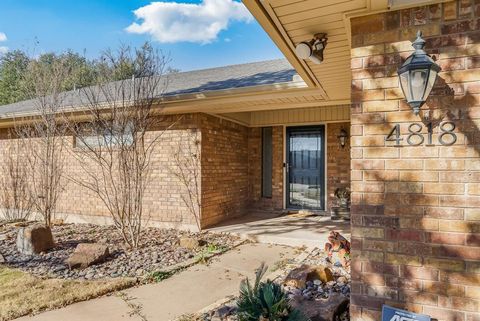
[0,222,239,280]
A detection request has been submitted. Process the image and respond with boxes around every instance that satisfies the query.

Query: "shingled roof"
[0,59,297,118]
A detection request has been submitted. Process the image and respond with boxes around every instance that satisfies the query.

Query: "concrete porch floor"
[207,211,351,248]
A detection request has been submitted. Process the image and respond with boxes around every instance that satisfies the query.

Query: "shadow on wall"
[350,26,480,321]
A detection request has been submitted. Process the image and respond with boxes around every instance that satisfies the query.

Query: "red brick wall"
[350,2,480,320]
[248,126,284,211]
[327,122,351,210]
[0,113,251,230]
[0,114,202,229]
[200,114,249,227]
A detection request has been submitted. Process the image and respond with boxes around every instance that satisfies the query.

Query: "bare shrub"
[15,55,70,227]
[67,44,169,248]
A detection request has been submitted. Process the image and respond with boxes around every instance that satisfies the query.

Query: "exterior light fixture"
[295,33,328,64]
[397,31,441,115]
[338,128,348,148]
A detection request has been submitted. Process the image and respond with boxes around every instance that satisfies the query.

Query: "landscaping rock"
[290,293,349,321]
[51,218,65,226]
[0,253,4,263]
[307,265,334,284]
[215,305,236,319]
[284,264,333,288]
[179,237,200,249]
[0,223,238,280]
[66,243,110,269]
[16,224,54,255]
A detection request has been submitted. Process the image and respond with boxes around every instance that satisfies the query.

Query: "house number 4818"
[385,121,457,146]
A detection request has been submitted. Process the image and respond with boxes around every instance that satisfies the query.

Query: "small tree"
[0,136,33,221]
[15,56,70,227]
[68,44,169,248]
[170,129,202,231]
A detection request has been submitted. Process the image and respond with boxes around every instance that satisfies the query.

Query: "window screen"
[262,127,273,198]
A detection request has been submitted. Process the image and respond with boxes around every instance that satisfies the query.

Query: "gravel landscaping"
[188,247,351,321]
[284,247,351,301]
[0,222,239,280]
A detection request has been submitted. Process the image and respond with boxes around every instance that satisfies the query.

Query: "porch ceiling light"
[397,31,441,115]
[295,33,327,64]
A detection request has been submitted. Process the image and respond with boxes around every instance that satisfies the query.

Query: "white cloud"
[126,0,253,44]
[0,33,7,55]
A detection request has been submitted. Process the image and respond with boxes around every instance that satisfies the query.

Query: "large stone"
[284,265,334,289]
[16,224,54,255]
[66,243,109,269]
[179,237,200,249]
[0,253,5,263]
[290,293,349,321]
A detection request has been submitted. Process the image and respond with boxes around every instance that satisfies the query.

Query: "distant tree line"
[0,44,178,105]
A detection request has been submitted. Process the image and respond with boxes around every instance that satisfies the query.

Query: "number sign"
[386,121,456,146]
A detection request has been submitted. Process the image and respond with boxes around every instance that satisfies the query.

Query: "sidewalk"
[208,211,350,248]
[15,243,298,321]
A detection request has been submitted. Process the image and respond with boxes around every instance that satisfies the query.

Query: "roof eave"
[0,79,309,125]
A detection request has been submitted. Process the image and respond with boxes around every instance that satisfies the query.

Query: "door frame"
[285,124,326,211]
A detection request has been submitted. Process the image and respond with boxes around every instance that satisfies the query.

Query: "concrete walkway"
[16,243,298,321]
[207,211,351,248]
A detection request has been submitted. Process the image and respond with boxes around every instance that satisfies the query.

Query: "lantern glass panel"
[423,69,437,101]
[399,71,411,101]
[410,69,428,101]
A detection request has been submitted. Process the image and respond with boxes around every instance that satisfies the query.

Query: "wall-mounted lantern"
[397,31,441,115]
[338,128,348,148]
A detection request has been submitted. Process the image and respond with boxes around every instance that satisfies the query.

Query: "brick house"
[0,59,350,229]
[1,0,480,320]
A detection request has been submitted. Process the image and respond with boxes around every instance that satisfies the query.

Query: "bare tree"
[67,44,169,248]
[170,129,202,231]
[0,135,34,221]
[15,56,71,227]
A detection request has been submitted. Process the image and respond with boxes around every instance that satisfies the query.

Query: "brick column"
[350,2,480,320]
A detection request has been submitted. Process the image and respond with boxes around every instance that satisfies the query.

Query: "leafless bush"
[0,137,33,221]
[67,44,169,248]
[170,129,202,231]
[15,56,70,227]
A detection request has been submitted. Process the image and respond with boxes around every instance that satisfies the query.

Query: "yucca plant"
[237,263,309,321]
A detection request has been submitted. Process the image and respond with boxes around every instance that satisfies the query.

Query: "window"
[75,122,134,149]
[261,127,273,198]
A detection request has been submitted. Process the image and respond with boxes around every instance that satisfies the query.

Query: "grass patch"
[0,266,136,321]
[146,270,175,283]
[195,243,229,264]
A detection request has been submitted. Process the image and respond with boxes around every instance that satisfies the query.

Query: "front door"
[286,126,325,210]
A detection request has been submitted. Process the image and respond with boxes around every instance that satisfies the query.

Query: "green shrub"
[237,263,309,321]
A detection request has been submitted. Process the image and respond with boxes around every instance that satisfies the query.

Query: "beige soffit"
[243,0,445,102]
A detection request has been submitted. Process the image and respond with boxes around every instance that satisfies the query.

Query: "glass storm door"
[286,126,325,210]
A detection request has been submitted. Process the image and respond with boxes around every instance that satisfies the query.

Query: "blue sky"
[0,0,283,71]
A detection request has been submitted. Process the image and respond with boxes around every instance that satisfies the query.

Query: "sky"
[0,0,283,71]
